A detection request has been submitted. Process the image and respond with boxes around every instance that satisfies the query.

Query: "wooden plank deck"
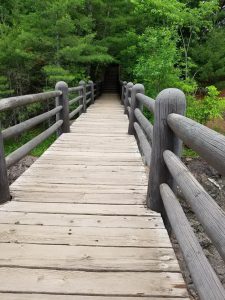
[0,94,189,299]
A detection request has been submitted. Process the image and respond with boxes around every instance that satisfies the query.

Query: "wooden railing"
[0,80,102,204]
[120,80,225,300]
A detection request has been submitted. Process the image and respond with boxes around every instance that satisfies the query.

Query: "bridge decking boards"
[0,94,189,299]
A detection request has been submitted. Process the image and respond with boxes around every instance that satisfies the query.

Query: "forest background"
[0,0,225,155]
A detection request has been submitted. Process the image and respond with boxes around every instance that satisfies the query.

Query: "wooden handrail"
[0,78,101,204]
[2,106,62,140]
[6,120,63,168]
[0,91,62,112]
[160,183,225,300]
[120,80,225,298]
[167,113,225,176]
[164,150,225,261]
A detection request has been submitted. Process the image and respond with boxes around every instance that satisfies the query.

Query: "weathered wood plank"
[15,172,147,186]
[10,191,145,204]
[0,202,157,216]
[0,224,171,247]
[0,268,188,297]
[0,243,178,271]
[0,212,163,228]
[0,295,189,300]
[11,184,147,193]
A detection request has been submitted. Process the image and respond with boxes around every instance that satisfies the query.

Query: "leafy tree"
[134,28,180,97]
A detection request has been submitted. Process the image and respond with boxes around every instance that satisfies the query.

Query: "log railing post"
[55,81,70,136]
[79,80,86,113]
[88,80,94,104]
[121,81,127,105]
[124,82,133,115]
[0,122,10,203]
[147,88,186,213]
[128,84,145,135]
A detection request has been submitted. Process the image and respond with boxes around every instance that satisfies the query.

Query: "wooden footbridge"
[0,80,225,299]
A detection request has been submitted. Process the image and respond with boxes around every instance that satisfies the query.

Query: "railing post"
[88,80,94,104]
[128,84,145,135]
[0,122,10,203]
[55,81,70,135]
[79,80,86,113]
[121,81,127,105]
[147,88,186,213]
[124,82,133,115]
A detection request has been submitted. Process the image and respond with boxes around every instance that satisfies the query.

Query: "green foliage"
[0,76,13,98]
[191,28,225,87]
[134,27,180,97]
[182,147,199,158]
[187,85,225,124]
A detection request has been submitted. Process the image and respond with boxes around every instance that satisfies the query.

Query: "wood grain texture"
[167,113,225,176]
[0,295,189,300]
[128,84,145,135]
[147,88,186,212]
[0,91,61,112]
[1,93,188,298]
[0,268,188,297]
[160,183,225,300]
[55,81,70,135]
[2,106,62,140]
[5,120,63,168]
[164,150,225,261]
[134,122,151,166]
[0,243,179,271]
[134,108,153,142]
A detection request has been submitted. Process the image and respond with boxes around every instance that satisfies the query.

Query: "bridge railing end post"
[147,88,186,213]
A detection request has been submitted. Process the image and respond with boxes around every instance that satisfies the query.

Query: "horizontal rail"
[0,91,62,112]
[167,113,225,176]
[68,86,83,93]
[134,108,153,142]
[86,91,92,97]
[69,95,82,106]
[2,106,62,140]
[6,120,63,168]
[134,122,151,166]
[160,183,225,300]
[69,105,83,120]
[136,93,155,113]
[86,98,91,105]
[164,150,225,261]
